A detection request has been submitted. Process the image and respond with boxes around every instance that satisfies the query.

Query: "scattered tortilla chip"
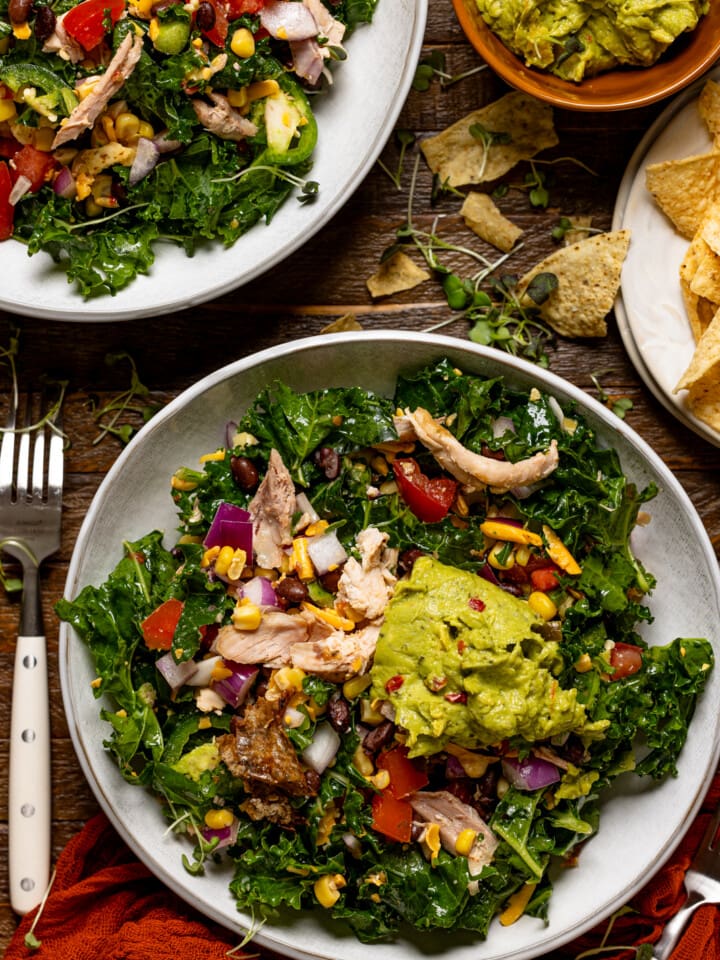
[645,152,720,240]
[366,251,431,298]
[699,79,720,147]
[562,215,593,246]
[516,230,631,338]
[420,91,558,188]
[674,307,720,430]
[460,191,523,253]
[321,314,363,333]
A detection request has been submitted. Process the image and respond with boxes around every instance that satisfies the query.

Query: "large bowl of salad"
[58,331,720,960]
[0,0,425,319]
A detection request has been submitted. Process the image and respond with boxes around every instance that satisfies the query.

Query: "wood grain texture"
[1,0,719,950]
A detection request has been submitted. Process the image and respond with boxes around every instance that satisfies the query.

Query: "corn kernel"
[488,542,515,570]
[528,591,557,621]
[574,652,593,673]
[198,716,212,729]
[230,26,255,57]
[301,601,355,632]
[148,17,160,40]
[226,550,247,582]
[352,744,374,777]
[90,676,102,689]
[199,449,226,463]
[481,520,543,546]
[245,78,280,102]
[515,545,531,566]
[137,120,155,140]
[305,519,329,537]
[231,598,262,630]
[420,822,441,863]
[12,21,31,39]
[367,769,390,790]
[343,674,372,700]
[455,828,477,857]
[273,666,306,692]
[359,698,385,726]
[201,545,220,568]
[314,874,345,908]
[204,807,234,830]
[215,545,244,577]
[0,99,17,123]
[211,661,233,681]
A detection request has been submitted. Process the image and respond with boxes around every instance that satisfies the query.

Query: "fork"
[1,385,63,915]
[653,803,720,959]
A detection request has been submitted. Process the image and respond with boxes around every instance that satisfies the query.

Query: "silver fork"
[1,385,63,915]
[653,802,720,959]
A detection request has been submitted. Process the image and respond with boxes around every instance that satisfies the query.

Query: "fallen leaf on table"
[516,229,631,338]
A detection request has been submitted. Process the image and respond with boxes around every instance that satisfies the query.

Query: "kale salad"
[0,0,378,297]
[57,359,713,943]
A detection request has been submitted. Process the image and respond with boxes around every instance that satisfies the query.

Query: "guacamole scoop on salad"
[474,0,709,81]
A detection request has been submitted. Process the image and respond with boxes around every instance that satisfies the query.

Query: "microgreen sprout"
[572,905,652,959]
[413,51,487,90]
[376,129,416,190]
[23,868,57,951]
[88,352,159,446]
[469,122,512,181]
[590,372,634,419]
[216,165,319,204]
[467,274,555,366]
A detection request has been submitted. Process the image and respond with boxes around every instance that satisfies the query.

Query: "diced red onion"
[155,651,199,693]
[342,832,362,858]
[511,482,542,500]
[479,562,501,586]
[548,396,565,425]
[260,0,318,40]
[185,654,223,687]
[225,421,238,448]
[240,575,278,608]
[53,165,76,199]
[306,529,347,576]
[128,136,159,186]
[491,516,524,528]
[9,174,31,205]
[201,818,239,850]
[502,755,560,791]
[302,722,340,774]
[153,130,182,154]
[492,416,515,439]
[295,491,319,525]
[284,706,306,729]
[445,755,467,780]
[204,501,253,553]
[213,662,258,708]
[290,36,324,84]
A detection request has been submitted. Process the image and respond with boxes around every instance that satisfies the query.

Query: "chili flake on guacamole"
[475,0,709,82]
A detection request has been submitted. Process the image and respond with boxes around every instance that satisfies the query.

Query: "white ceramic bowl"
[0,1,426,322]
[59,331,720,960]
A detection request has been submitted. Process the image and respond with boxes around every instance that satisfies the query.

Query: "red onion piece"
[306,529,347,576]
[153,130,182,154]
[302,722,340,774]
[445,755,467,780]
[204,502,253,552]
[502,755,560,791]
[259,0,318,40]
[185,654,223,687]
[295,491,319,525]
[214,662,258,708]
[492,416,516,439]
[9,174,32,205]
[290,37,324,84]
[490,516,524,528]
[241,575,278,607]
[53,165,76,199]
[128,136,159,186]
[201,818,239,850]
[155,651,199,693]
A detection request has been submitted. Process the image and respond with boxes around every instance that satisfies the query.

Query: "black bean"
[8,0,33,23]
[398,548,424,576]
[230,455,259,491]
[274,576,308,605]
[319,565,344,594]
[33,4,55,39]
[195,1,215,30]
[313,446,340,480]
[327,694,351,734]
[362,719,395,755]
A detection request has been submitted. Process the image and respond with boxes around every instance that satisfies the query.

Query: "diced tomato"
[0,137,20,160]
[392,458,457,524]
[530,566,561,592]
[227,0,266,14]
[377,745,429,799]
[140,598,184,650]
[0,162,13,240]
[371,791,413,843]
[63,0,126,51]
[12,145,55,192]
[201,0,229,46]
[609,642,643,681]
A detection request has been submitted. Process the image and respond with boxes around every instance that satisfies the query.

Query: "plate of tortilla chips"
[613,67,720,446]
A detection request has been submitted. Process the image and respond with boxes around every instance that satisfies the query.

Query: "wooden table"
[1,0,719,951]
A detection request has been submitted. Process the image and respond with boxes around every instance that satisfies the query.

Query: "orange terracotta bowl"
[452,0,720,111]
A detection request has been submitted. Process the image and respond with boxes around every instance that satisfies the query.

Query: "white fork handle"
[653,890,704,960]
[8,634,51,916]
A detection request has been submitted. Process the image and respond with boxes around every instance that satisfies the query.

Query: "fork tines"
[0,388,63,505]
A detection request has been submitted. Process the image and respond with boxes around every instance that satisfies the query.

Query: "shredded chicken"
[214,607,312,668]
[404,406,560,494]
[52,33,144,148]
[191,91,258,142]
[335,527,397,622]
[409,789,498,876]
[42,12,84,63]
[289,622,380,681]
[248,449,296,568]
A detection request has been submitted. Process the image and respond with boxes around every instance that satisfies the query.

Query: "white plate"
[0,2,426,322]
[613,66,720,448]
[59,332,720,960]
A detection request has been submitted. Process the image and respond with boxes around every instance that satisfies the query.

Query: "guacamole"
[371,557,588,756]
[475,0,709,82]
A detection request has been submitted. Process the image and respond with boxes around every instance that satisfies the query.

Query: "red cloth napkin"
[6,771,720,960]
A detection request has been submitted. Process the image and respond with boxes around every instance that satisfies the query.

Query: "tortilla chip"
[680,277,715,343]
[366,251,430,298]
[460,192,523,253]
[699,200,720,255]
[516,230,631,338]
[563,215,593,246]
[321,314,363,333]
[674,307,720,430]
[699,79,720,147]
[645,152,720,240]
[420,91,558,188]
[688,239,720,303]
